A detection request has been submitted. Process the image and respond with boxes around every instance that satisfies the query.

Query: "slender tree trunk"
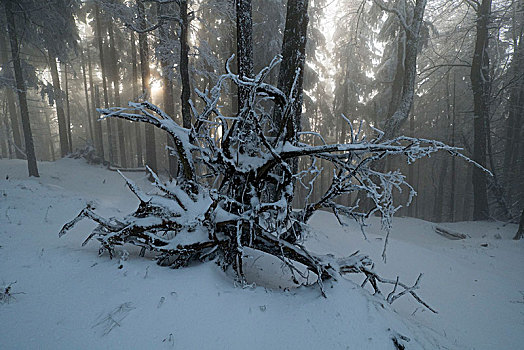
[415,157,421,217]
[470,0,491,220]
[433,156,449,223]
[229,24,238,117]
[137,0,157,173]
[108,21,127,168]
[63,63,73,152]
[180,0,191,129]
[157,3,177,176]
[513,208,524,240]
[44,111,56,161]
[81,46,94,142]
[519,123,524,208]
[407,102,415,217]
[87,46,104,159]
[0,26,23,159]
[503,27,523,206]
[95,5,114,164]
[5,0,39,176]
[463,164,473,221]
[449,74,457,222]
[131,32,143,167]
[93,86,106,163]
[0,99,8,158]
[3,101,14,158]
[48,52,69,157]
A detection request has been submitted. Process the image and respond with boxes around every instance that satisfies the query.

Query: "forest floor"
[0,158,523,349]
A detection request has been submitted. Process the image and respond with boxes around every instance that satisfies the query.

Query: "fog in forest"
[1,1,524,349]
[1,0,522,225]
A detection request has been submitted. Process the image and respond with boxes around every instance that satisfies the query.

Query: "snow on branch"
[61,56,482,311]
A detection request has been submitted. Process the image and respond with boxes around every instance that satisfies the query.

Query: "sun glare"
[151,79,163,98]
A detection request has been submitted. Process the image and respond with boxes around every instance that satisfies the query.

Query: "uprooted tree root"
[60,169,436,313]
[57,56,485,312]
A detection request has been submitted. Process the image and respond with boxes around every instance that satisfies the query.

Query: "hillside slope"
[0,159,522,349]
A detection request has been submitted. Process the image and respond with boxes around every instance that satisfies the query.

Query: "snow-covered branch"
[61,56,482,311]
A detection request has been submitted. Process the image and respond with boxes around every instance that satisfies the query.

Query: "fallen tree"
[60,56,487,310]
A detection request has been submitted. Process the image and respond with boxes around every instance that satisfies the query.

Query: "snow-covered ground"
[0,158,522,349]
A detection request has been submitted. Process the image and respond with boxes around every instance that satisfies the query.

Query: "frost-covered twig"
[62,56,480,310]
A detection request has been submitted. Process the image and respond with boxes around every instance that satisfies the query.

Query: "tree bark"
[274,0,309,142]
[95,5,114,164]
[44,111,56,161]
[80,46,94,142]
[108,20,128,168]
[87,45,104,159]
[503,23,523,205]
[386,30,406,119]
[137,0,157,174]
[407,111,415,217]
[157,2,177,177]
[449,73,457,222]
[513,208,524,240]
[470,0,491,220]
[0,100,7,158]
[5,0,39,176]
[433,156,449,223]
[63,62,73,153]
[180,0,191,129]
[235,0,253,114]
[381,0,427,140]
[131,31,143,167]
[0,25,23,159]
[48,52,69,157]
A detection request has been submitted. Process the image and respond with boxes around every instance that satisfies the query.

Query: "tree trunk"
[63,62,73,152]
[470,0,491,220]
[449,73,457,222]
[433,156,449,223]
[381,0,427,140]
[180,0,191,129]
[95,5,114,164]
[386,30,406,119]
[519,124,524,208]
[137,0,157,174]
[513,208,524,240]
[157,2,177,177]
[503,27,523,205]
[407,111,415,217]
[48,52,69,157]
[5,0,39,177]
[229,24,238,117]
[44,111,56,161]
[87,45,104,159]
[274,0,309,142]
[0,100,7,158]
[462,163,473,221]
[131,31,143,167]
[80,46,94,142]
[235,0,253,113]
[108,20,127,168]
[0,25,23,159]
[358,0,426,213]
